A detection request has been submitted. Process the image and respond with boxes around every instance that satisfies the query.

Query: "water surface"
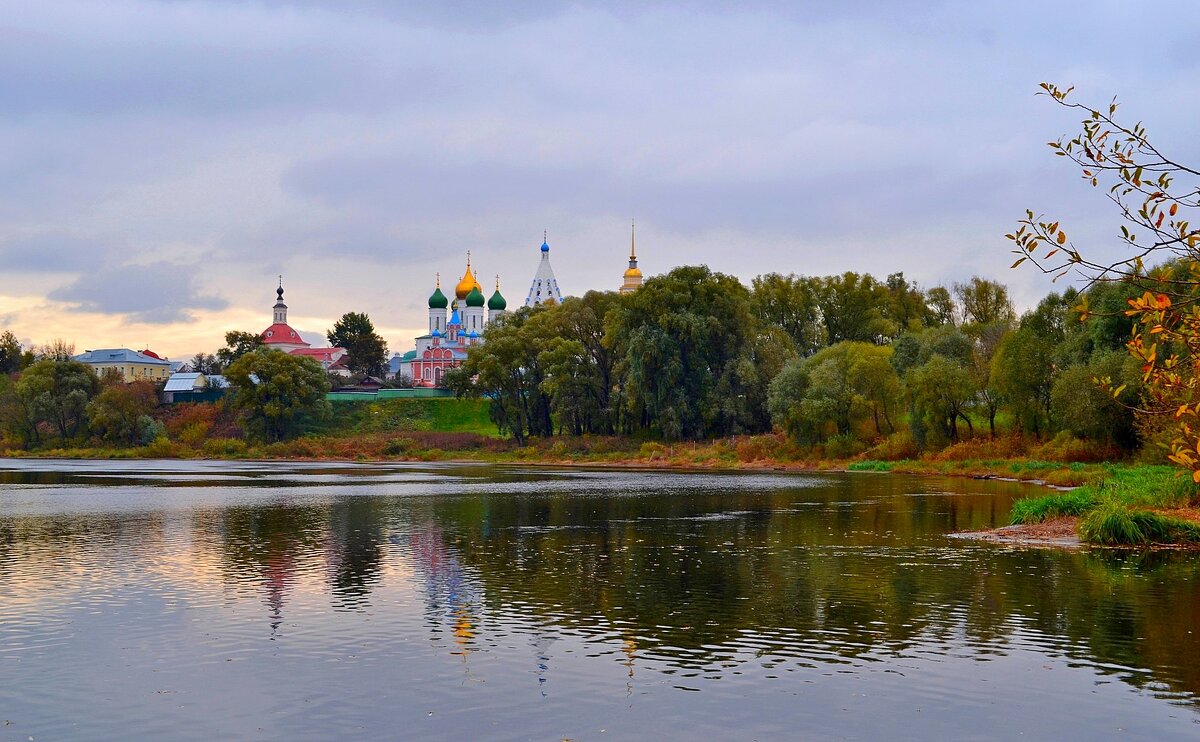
[1,460,1198,740]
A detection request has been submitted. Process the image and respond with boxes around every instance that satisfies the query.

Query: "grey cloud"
[0,232,104,272]
[50,261,228,323]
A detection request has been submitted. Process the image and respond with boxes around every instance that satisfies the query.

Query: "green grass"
[1079,503,1200,546]
[847,460,895,472]
[311,398,497,436]
[1009,489,1099,524]
[1008,465,1199,545]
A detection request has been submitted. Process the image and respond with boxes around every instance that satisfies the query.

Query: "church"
[397,235,563,386]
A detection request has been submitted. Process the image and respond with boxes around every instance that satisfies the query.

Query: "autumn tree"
[1009,83,1200,477]
[86,380,160,446]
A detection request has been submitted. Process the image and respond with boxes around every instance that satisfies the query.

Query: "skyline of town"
[5,2,1199,360]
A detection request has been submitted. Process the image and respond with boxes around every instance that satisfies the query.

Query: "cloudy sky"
[2,0,1198,359]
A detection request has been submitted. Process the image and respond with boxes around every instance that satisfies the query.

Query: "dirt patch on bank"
[951,516,1082,548]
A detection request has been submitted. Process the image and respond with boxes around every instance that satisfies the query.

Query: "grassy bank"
[1008,466,1200,546]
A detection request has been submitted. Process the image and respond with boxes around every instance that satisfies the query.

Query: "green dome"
[465,285,486,307]
[428,286,448,309]
[488,289,507,311]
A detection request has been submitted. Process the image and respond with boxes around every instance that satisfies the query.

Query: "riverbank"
[4,431,1197,546]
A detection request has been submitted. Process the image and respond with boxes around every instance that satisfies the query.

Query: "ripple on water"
[0,460,1197,741]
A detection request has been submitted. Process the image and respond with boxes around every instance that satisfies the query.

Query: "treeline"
[0,346,331,450]
[449,265,1148,455]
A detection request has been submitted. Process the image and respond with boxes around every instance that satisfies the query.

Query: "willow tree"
[607,266,762,440]
[1008,83,1200,478]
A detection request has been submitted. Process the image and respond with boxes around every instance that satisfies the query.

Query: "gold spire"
[621,219,643,293]
[495,274,500,291]
[436,272,440,288]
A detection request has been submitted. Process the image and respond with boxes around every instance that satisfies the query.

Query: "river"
[1,460,1197,740]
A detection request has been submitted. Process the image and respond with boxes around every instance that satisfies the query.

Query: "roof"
[289,347,345,362]
[73,348,172,366]
[260,323,310,346]
[139,349,163,359]
[163,373,204,392]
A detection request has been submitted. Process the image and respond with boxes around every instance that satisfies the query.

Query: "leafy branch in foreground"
[1010,83,1200,481]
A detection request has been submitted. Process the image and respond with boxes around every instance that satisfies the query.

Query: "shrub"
[822,433,865,460]
[929,435,1031,462]
[861,431,919,461]
[201,438,249,457]
[639,442,668,461]
[143,436,182,459]
[383,437,417,456]
[1029,431,1123,463]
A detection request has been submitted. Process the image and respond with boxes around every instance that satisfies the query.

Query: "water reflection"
[1,461,1198,740]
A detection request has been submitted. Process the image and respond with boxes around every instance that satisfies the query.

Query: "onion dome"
[488,274,507,310]
[432,329,441,338]
[541,240,550,253]
[465,285,485,307]
[455,252,481,300]
[429,272,448,308]
[468,330,479,339]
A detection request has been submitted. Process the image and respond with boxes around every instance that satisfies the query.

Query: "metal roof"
[73,348,172,366]
[163,373,204,392]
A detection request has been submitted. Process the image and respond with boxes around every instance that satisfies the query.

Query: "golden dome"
[624,266,643,279]
[454,255,482,300]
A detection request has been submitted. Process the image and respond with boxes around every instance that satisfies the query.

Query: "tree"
[190,352,221,375]
[34,339,75,362]
[0,331,22,374]
[816,272,897,344]
[608,266,763,440]
[0,374,39,447]
[1009,83,1200,477]
[766,342,896,444]
[991,328,1055,437]
[969,322,1012,437]
[925,286,957,326]
[907,355,976,442]
[847,343,899,437]
[1051,351,1138,447]
[225,351,330,442]
[86,380,160,446]
[15,359,100,441]
[216,331,265,368]
[448,307,553,444]
[750,273,826,356]
[884,272,933,333]
[327,312,388,377]
[768,358,815,442]
[541,292,621,435]
[953,277,1016,327]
